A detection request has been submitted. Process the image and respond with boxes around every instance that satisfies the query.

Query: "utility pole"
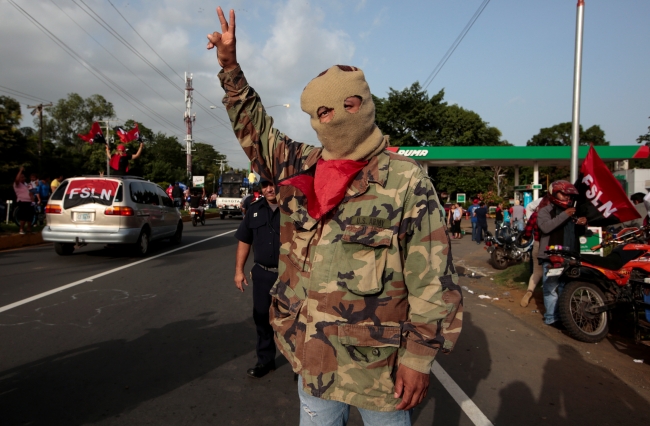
[28,102,53,173]
[570,0,585,182]
[182,72,196,183]
[97,119,119,176]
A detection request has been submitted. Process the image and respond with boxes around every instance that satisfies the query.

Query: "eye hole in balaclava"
[317,96,362,123]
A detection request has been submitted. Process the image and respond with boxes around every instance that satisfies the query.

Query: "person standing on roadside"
[234,179,280,378]
[622,192,647,228]
[495,202,504,230]
[467,198,479,241]
[209,7,462,422]
[511,199,525,232]
[50,174,64,194]
[473,202,488,244]
[35,177,51,226]
[13,166,34,234]
[520,209,541,307]
[537,181,587,327]
[171,182,183,208]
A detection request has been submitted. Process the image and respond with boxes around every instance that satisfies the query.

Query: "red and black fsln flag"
[78,122,106,145]
[575,146,640,227]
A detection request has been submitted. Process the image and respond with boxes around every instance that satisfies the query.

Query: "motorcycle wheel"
[558,281,609,343]
[491,247,509,270]
[192,216,197,227]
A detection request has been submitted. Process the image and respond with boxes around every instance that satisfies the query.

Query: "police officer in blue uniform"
[234,178,280,378]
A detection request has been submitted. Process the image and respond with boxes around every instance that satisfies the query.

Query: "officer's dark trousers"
[251,264,277,365]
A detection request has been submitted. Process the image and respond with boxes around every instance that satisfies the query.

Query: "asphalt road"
[1,218,649,425]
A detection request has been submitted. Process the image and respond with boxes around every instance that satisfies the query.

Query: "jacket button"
[372,348,380,356]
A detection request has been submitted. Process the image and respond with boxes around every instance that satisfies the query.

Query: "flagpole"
[570,0,585,182]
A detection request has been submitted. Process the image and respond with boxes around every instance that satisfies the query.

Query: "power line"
[103,0,231,130]
[50,0,182,116]
[7,0,184,136]
[107,0,183,81]
[74,0,183,92]
[73,0,228,134]
[0,85,51,104]
[423,0,492,90]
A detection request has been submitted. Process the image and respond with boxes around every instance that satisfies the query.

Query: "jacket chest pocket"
[285,210,319,272]
[336,225,393,296]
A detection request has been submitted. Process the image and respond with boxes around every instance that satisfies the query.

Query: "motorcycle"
[190,206,205,227]
[485,223,534,270]
[545,226,650,343]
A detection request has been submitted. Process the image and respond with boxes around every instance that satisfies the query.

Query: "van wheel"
[54,242,75,256]
[170,221,183,244]
[133,229,150,256]
[220,212,226,220]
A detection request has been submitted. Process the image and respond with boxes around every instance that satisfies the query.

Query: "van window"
[62,179,120,209]
[155,186,174,208]
[143,183,160,205]
[130,182,146,204]
[50,181,69,201]
[114,184,123,202]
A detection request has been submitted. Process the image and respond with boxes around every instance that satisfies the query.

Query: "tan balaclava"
[300,65,388,161]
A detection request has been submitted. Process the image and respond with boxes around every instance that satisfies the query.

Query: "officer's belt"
[255,263,278,273]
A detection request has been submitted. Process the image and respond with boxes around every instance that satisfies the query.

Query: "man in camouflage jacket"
[208,7,462,418]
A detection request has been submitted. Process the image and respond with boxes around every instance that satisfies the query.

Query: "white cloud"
[0,0,354,169]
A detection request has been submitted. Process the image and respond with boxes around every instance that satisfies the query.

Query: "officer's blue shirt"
[234,197,280,268]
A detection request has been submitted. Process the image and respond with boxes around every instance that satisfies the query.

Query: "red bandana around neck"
[279,158,367,220]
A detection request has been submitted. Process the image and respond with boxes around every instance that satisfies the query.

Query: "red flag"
[127,123,140,142]
[116,127,129,142]
[116,123,140,143]
[575,146,640,226]
[78,122,103,144]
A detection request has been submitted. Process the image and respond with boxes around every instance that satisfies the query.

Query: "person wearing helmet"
[536,180,587,328]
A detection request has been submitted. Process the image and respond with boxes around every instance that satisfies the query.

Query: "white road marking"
[432,361,494,426]
[0,230,236,314]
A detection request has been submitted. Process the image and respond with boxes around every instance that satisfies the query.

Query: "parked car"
[42,176,183,256]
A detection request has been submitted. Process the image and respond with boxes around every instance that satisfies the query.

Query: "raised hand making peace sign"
[206,7,238,71]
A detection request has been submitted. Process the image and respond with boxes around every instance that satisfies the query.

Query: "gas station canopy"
[389,145,646,168]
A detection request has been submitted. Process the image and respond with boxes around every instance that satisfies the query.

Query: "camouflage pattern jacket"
[220,66,462,411]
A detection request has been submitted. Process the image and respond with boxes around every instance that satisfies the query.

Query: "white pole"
[533,161,539,200]
[570,0,585,182]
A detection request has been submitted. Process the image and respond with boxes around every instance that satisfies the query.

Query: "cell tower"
[183,72,196,180]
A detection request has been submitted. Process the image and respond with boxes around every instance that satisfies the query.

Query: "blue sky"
[1,0,649,169]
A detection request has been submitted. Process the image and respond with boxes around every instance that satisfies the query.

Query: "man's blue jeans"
[471,222,478,241]
[298,377,412,426]
[542,262,565,325]
[514,219,524,232]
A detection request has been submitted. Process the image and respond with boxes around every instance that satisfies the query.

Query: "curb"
[0,232,45,251]
[0,213,223,252]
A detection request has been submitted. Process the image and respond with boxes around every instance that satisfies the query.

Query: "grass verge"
[492,261,531,289]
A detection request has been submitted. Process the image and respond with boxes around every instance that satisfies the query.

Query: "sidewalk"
[451,229,650,397]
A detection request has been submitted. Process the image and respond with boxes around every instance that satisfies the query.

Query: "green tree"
[140,132,186,184]
[373,82,446,147]
[526,122,609,147]
[0,96,33,173]
[41,93,115,152]
[524,122,609,188]
[373,83,510,196]
[637,116,650,144]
